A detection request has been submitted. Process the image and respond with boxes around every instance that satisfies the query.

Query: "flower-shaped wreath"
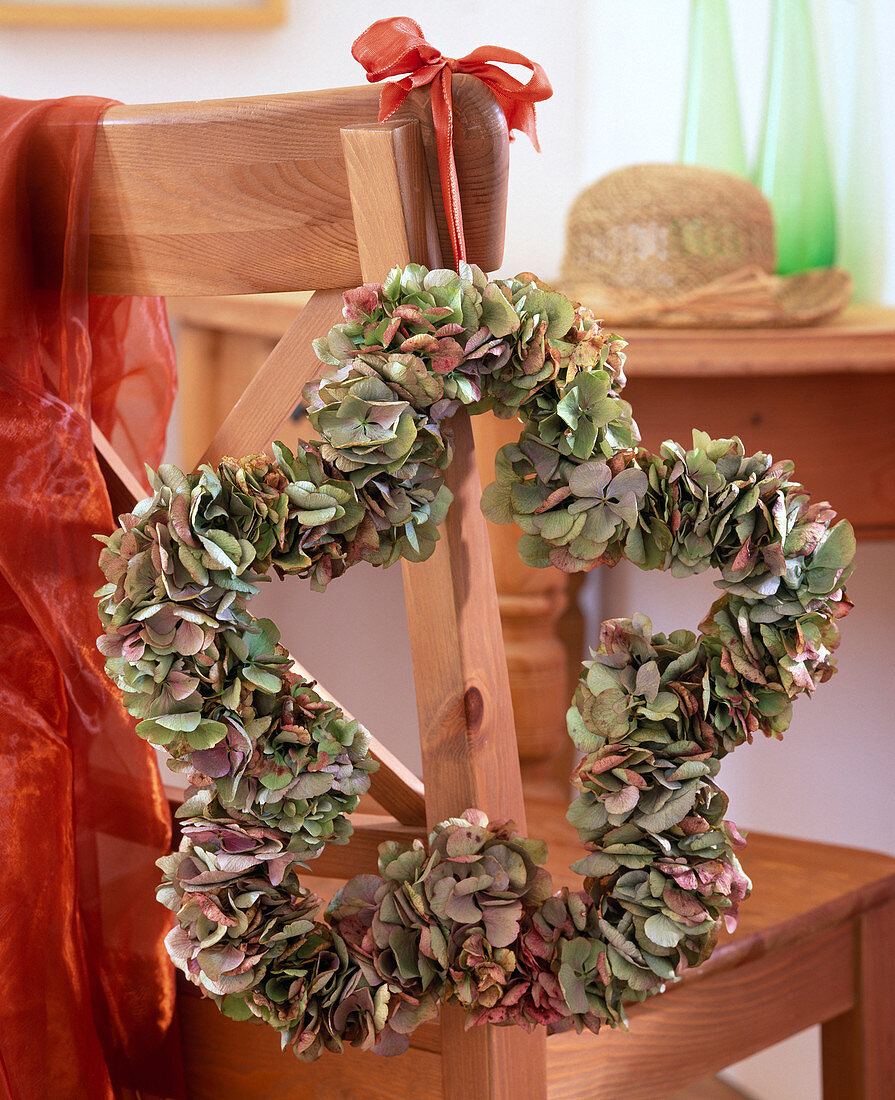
[96,263,854,1060]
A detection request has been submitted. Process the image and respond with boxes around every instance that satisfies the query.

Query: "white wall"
[4,3,892,1096]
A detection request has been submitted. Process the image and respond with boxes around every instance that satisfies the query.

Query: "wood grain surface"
[547,922,853,1099]
[402,411,534,828]
[85,78,507,296]
[822,897,895,1099]
[0,1,285,29]
[91,421,149,518]
[167,299,895,355]
[626,369,895,540]
[620,304,895,375]
[473,411,575,796]
[342,119,547,1100]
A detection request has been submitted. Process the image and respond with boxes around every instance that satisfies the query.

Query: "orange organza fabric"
[0,97,181,1099]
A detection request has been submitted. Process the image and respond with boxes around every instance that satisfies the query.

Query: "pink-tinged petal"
[164,925,195,963]
[197,942,245,981]
[122,633,146,660]
[788,660,816,691]
[206,970,256,995]
[461,809,489,828]
[429,338,465,376]
[194,893,238,926]
[174,619,207,656]
[576,753,627,778]
[730,539,755,574]
[400,333,436,353]
[596,949,611,986]
[381,316,402,345]
[463,327,492,354]
[663,885,709,922]
[392,305,428,326]
[169,493,200,548]
[342,283,381,321]
[190,746,231,778]
[266,854,294,887]
[372,1029,410,1057]
[96,633,123,658]
[166,670,200,700]
[602,785,640,815]
[431,397,460,419]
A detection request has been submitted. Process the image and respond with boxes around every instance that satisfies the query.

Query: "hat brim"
[558,267,853,329]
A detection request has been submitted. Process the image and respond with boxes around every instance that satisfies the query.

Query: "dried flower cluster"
[95,264,853,1061]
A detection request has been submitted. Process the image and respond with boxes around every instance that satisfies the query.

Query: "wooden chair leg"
[402,410,548,1100]
[821,897,895,1098]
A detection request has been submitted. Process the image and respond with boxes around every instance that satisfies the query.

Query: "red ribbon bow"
[352,16,553,266]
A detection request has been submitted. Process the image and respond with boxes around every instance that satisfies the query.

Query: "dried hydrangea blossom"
[94,263,853,1060]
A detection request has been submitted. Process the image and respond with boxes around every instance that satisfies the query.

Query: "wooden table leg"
[821,897,895,1098]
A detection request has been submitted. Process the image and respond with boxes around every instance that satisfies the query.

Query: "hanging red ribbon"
[352,16,553,266]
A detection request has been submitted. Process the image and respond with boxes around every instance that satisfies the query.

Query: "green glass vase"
[680,0,747,177]
[754,0,836,273]
[838,0,884,302]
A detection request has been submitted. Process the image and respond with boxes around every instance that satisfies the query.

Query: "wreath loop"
[95,263,854,1059]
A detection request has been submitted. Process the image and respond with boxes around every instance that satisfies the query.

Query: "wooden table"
[166,298,895,793]
[618,304,895,541]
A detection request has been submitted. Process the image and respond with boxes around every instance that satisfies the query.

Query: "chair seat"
[177,791,895,1099]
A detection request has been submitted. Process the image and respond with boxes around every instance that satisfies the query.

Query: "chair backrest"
[82,80,548,1100]
[87,78,508,296]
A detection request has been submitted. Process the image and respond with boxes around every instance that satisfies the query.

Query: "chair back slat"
[88,78,508,295]
[340,121,547,1100]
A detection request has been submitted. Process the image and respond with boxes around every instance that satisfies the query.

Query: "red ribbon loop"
[352,16,553,266]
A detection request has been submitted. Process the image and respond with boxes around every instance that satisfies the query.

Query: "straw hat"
[558,164,851,328]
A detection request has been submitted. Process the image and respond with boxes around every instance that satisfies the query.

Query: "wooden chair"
[81,83,895,1100]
